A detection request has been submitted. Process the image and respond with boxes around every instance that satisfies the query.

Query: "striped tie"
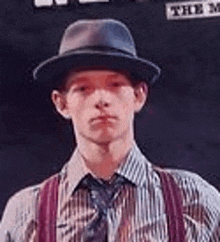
[79,174,128,242]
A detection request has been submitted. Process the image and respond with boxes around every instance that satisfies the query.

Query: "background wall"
[1,0,220,218]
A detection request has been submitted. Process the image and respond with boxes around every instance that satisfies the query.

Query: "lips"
[90,115,117,123]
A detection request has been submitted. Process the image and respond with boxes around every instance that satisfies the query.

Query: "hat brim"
[33,50,161,88]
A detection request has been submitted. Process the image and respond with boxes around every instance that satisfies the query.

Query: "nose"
[95,100,109,109]
[93,89,111,109]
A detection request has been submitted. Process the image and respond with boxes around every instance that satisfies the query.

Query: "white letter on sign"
[54,0,68,5]
[34,0,53,7]
[34,0,68,7]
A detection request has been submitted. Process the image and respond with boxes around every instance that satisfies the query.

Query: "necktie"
[79,174,127,242]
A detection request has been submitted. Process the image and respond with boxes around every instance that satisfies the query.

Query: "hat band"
[61,45,136,58]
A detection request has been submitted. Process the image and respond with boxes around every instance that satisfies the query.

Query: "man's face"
[52,69,147,144]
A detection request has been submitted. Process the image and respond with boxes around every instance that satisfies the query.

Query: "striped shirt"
[0,144,220,241]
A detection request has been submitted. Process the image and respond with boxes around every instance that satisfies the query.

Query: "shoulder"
[167,168,220,201]
[1,173,60,217]
[0,173,59,239]
[0,183,40,240]
[160,168,220,206]
[0,183,40,227]
[2,183,41,217]
[161,168,220,238]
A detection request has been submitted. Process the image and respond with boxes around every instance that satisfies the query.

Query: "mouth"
[90,115,117,123]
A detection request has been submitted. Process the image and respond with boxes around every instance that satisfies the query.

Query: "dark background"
[1,0,220,218]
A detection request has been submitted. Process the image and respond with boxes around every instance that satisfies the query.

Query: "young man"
[0,19,220,242]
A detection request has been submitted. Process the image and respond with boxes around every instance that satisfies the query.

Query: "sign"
[166,0,220,20]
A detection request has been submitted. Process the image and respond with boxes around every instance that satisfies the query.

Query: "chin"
[87,130,120,145]
[93,134,116,144]
[80,126,128,144]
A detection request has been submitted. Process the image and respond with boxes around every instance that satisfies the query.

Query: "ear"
[51,90,71,119]
[134,82,148,113]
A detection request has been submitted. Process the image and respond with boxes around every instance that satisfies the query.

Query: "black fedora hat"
[33,19,161,88]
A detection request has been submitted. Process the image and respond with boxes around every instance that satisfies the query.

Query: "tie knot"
[79,174,128,210]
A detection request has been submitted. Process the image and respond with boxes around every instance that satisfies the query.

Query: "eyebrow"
[70,73,121,83]
[66,77,89,87]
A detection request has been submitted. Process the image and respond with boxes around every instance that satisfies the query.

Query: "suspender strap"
[37,174,59,242]
[155,168,186,242]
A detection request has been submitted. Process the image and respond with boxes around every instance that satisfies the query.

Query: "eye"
[109,82,123,87]
[75,85,90,92]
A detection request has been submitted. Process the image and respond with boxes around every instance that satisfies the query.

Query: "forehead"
[64,68,133,85]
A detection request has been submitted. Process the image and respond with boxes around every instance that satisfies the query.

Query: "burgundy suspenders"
[37,174,59,242]
[37,170,185,242]
[155,168,186,242]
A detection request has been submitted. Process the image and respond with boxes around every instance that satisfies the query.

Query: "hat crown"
[59,19,137,56]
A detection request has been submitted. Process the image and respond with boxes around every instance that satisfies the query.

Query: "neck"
[77,132,134,180]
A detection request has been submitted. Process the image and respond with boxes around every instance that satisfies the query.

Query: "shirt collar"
[61,143,152,199]
[62,149,91,199]
[116,143,150,187]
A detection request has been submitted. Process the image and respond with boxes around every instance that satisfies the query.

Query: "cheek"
[66,97,84,121]
[123,102,135,121]
[115,96,135,122]
[67,98,93,127]
[118,89,136,111]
